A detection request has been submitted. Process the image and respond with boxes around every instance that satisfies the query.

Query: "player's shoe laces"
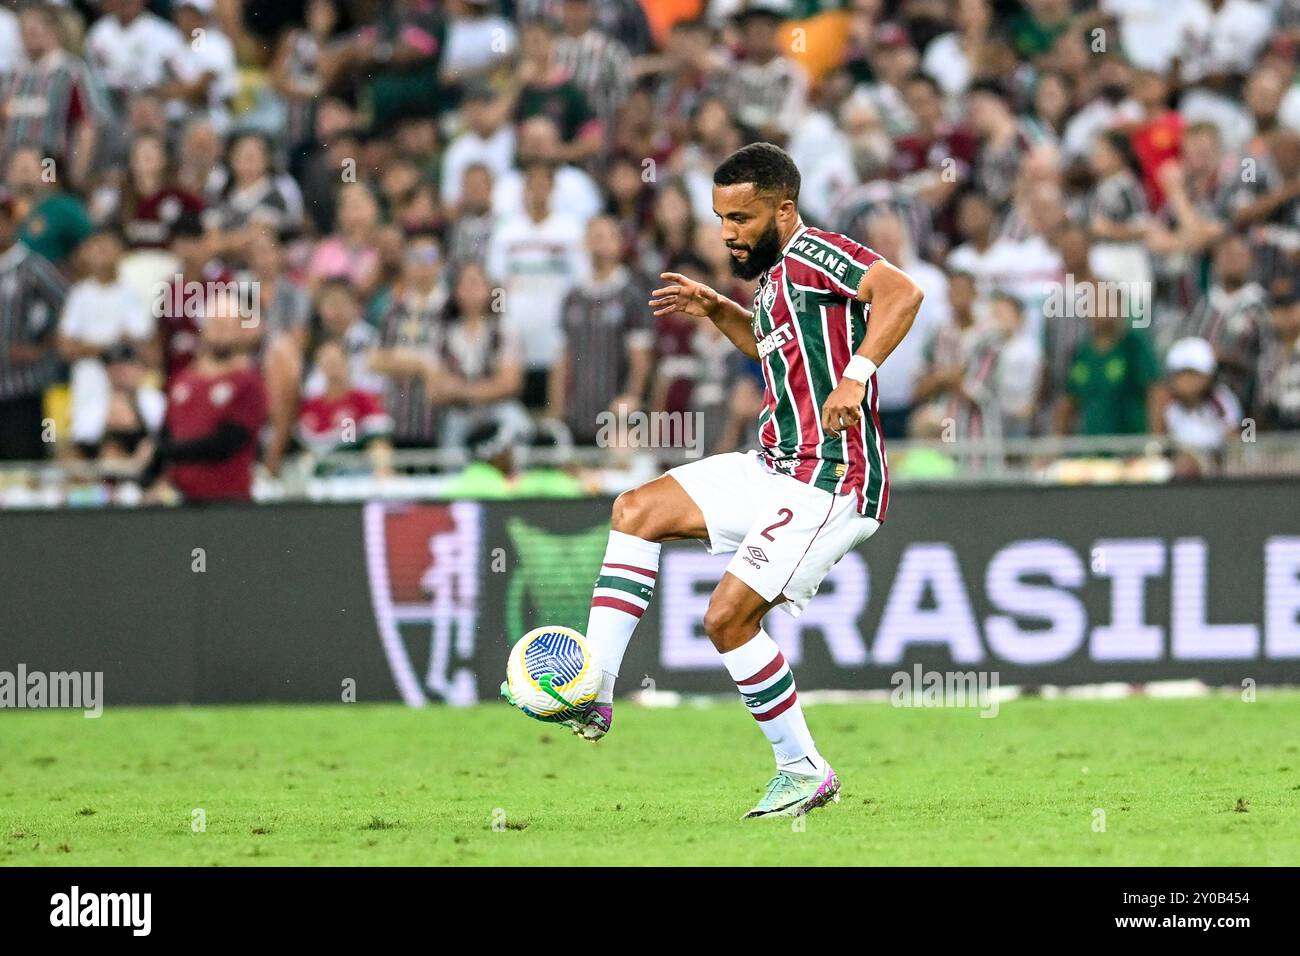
[743,764,841,818]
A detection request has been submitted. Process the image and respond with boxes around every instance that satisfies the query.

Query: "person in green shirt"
[1054,309,1160,436]
[8,146,93,268]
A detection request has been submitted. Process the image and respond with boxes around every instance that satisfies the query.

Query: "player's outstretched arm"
[651,272,760,361]
[822,260,925,437]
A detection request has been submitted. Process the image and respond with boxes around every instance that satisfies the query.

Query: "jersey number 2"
[760,509,793,541]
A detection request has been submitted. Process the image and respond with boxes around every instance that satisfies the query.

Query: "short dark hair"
[713,142,801,202]
[319,276,358,299]
[967,77,1009,102]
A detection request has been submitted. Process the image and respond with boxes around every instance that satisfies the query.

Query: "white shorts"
[666,449,880,617]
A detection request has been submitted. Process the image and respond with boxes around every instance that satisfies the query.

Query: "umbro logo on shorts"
[746,546,770,563]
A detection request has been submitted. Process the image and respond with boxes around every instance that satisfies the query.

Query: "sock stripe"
[739,670,794,708]
[736,651,786,688]
[591,596,646,618]
[603,562,657,580]
[594,574,655,601]
[754,689,799,722]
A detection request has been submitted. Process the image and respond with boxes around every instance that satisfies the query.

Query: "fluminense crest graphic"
[504,519,610,641]
[363,501,482,706]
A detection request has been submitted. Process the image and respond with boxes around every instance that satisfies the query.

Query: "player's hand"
[822,380,866,437]
[650,272,723,320]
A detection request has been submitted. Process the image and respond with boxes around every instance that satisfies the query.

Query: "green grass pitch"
[2,691,1298,866]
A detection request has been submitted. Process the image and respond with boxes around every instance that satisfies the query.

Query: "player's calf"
[580,478,709,723]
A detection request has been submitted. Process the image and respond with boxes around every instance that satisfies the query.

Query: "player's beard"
[726,221,783,280]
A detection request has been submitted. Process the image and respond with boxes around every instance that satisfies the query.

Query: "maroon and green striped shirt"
[750,224,890,521]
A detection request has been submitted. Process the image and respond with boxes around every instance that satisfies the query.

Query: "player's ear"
[777,197,797,226]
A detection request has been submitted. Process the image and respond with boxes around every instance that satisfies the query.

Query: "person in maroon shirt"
[143,298,267,503]
[156,209,235,386]
[116,131,207,250]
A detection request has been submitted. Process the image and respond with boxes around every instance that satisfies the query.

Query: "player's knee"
[611,489,655,537]
[702,599,755,649]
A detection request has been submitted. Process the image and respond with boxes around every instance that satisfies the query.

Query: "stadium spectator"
[715,4,808,144]
[304,278,383,400]
[305,181,383,299]
[1054,301,1160,436]
[370,231,450,447]
[8,146,93,270]
[105,131,207,252]
[1255,286,1300,431]
[441,0,518,87]
[1153,335,1242,476]
[0,194,68,460]
[969,290,1045,439]
[508,18,602,165]
[1085,129,1152,287]
[1184,234,1272,411]
[864,210,949,439]
[912,269,981,439]
[57,228,154,455]
[3,4,109,189]
[96,343,166,467]
[486,160,589,410]
[551,215,654,445]
[207,131,302,259]
[444,161,496,269]
[554,0,632,134]
[429,259,529,452]
[268,0,349,163]
[297,339,394,476]
[145,296,266,503]
[83,0,183,106]
[157,209,231,386]
[439,80,516,210]
[159,0,240,135]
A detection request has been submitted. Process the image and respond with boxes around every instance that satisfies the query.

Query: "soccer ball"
[502,626,601,723]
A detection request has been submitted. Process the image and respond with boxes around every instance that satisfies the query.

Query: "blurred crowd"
[0,0,1299,501]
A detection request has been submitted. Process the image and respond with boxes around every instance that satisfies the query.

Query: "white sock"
[720,629,825,776]
[585,530,660,702]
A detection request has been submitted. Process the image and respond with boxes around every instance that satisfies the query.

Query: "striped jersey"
[750,224,890,520]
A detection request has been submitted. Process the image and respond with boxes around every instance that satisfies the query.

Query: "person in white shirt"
[485,162,590,409]
[57,229,155,449]
[161,0,240,134]
[0,5,27,77]
[921,0,992,99]
[490,116,602,225]
[865,211,951,438]
[946,190,1065,336]
[440,81,516,209]
[1155,336,1243,476]
[84,0,184,101]
[441,0,517,83]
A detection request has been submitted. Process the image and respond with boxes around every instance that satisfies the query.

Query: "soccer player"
[574,142,924,817]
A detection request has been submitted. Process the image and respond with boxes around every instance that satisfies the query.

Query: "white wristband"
[842,355,878,385]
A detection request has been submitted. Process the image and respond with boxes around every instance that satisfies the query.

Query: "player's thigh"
[723,477,876,616]
[661,451,763,553]
[777,499,880,617]
[612,470,714,542]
